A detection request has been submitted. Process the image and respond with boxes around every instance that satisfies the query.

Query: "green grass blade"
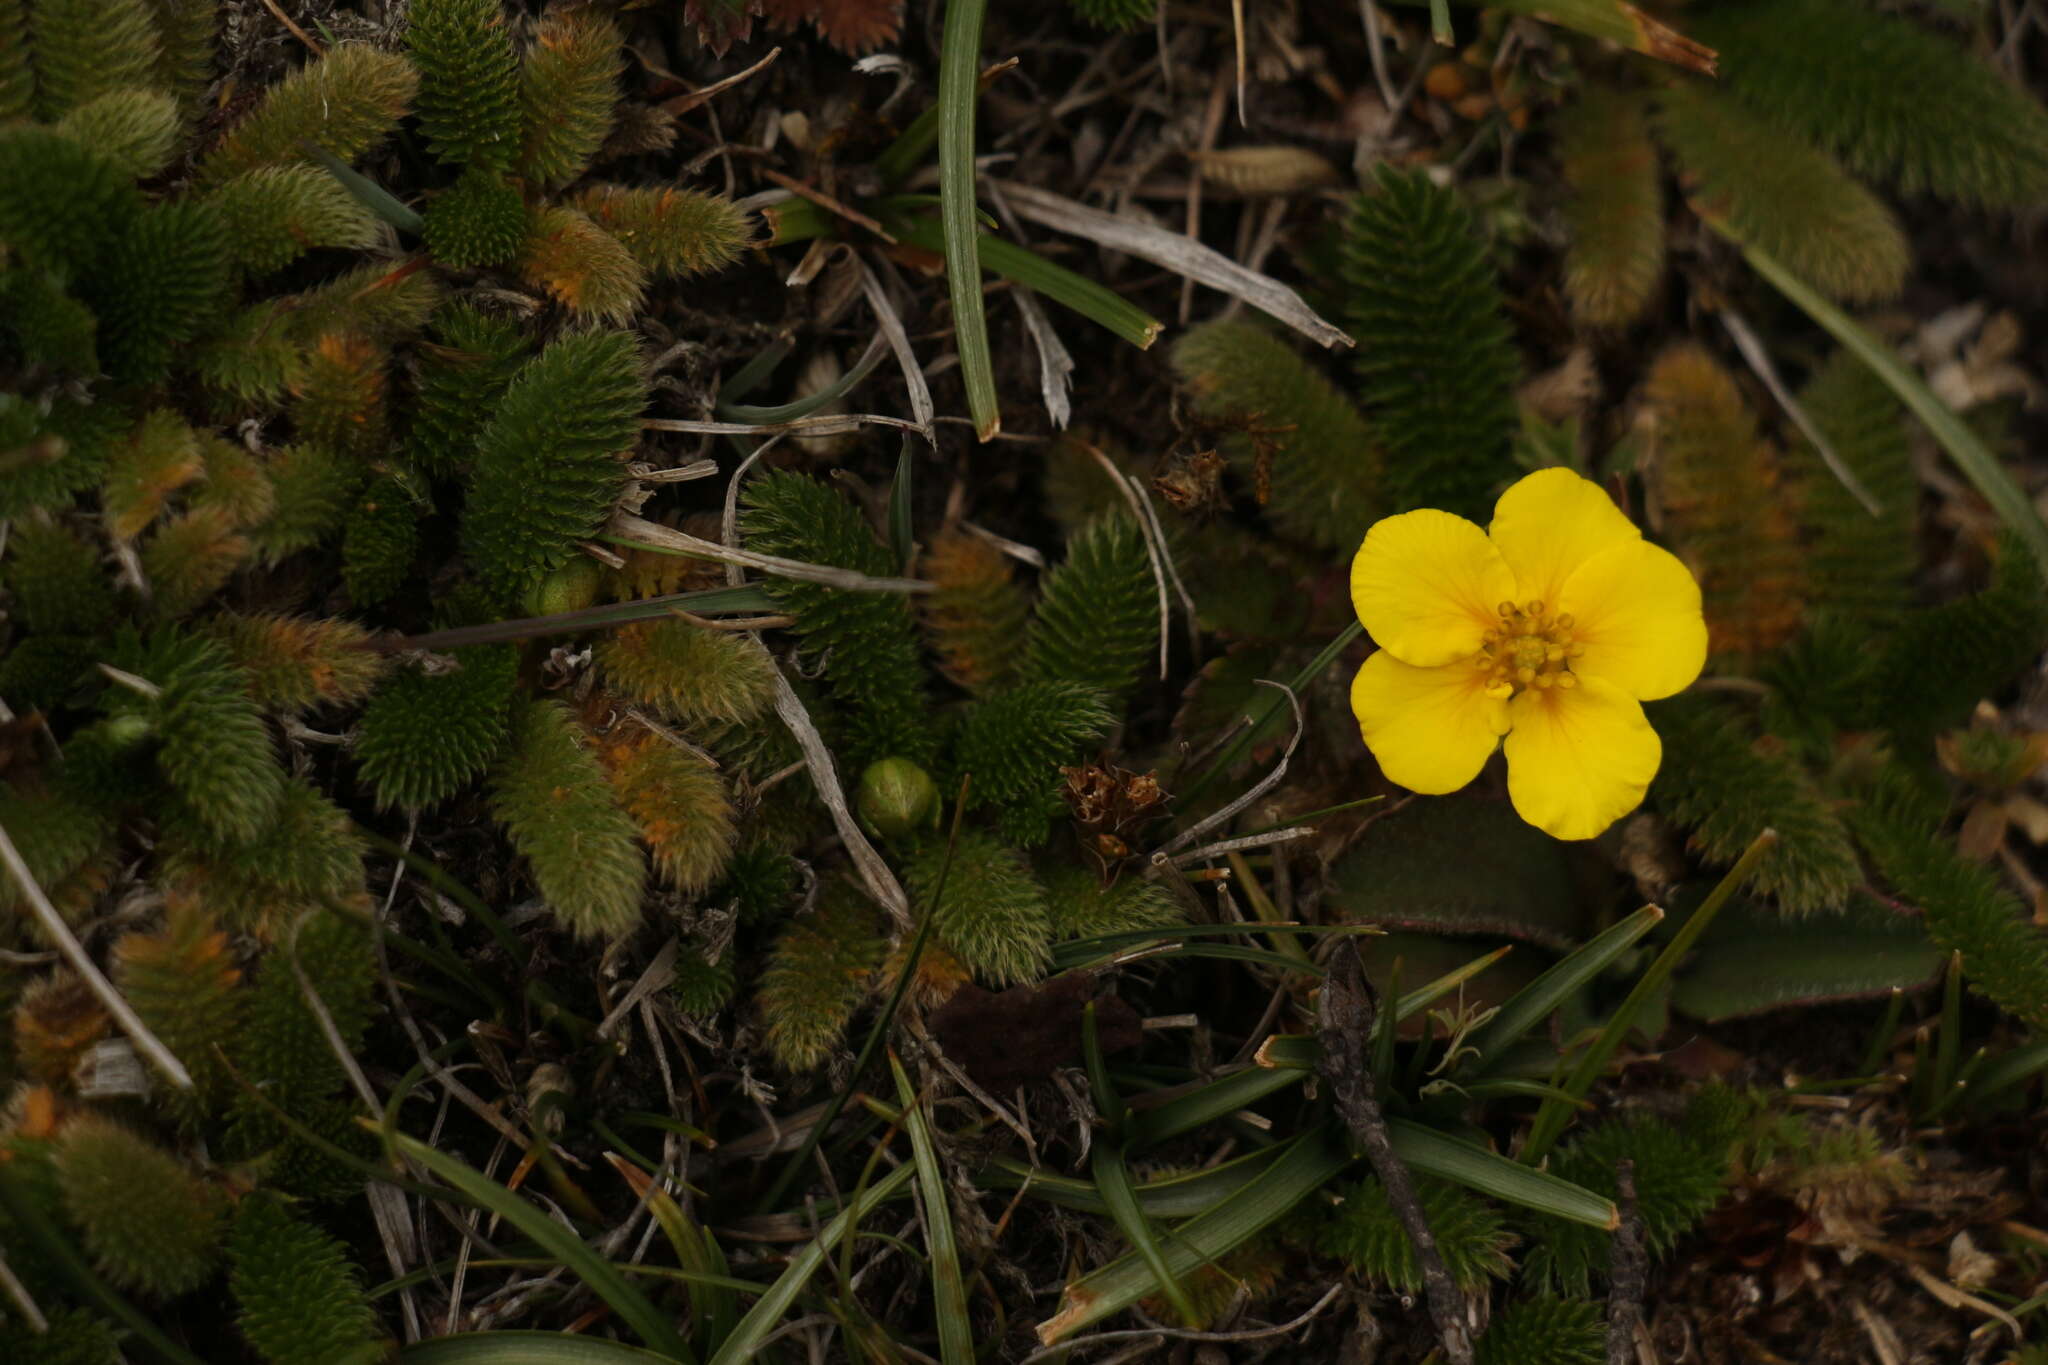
[1466,904,1666,1073]
[891,1054,975,1365]
[1384,1119,1616,1229]
[1091,1143,1202,1325]
[1036,1127,1350,1344]
[390,1133,695,1361]
[719,337,888,422]
[888,216,1163,350]
[709,1163,918,1365]
[1523,831,1778,1161]
[937,0,999,441]
[602,1154,735,1356]
[301,138,425,233]
[889,439,916,569]
[401,1335,680,1363]
[980,1145,1287,1219]
[1732,236,2048,576]
[1181,621,1363,805]
[1965,1037,2048,1112]
[1125,1064,1310,1148]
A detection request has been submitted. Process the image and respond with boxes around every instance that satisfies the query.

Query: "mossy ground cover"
[4,2,2048,1362]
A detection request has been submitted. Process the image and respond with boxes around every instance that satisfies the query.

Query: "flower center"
[1477,600,1585,699]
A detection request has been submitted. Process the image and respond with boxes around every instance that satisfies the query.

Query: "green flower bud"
[856,758,939,839]
[522,556,604,618]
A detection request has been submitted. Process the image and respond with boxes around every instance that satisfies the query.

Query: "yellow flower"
[1349,468,1707,841]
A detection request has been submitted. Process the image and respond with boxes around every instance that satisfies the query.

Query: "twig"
[1169,826,1316,865]
[1607,1159,1647,1365]
[769,671,911,929]
[759,168,897,243]
[258,0,323,53]
[1719,308,1882,516]
[0,818,193,1091]
[1016,1282,1346,1364]
[1317,940,1473,1364]
[608,510,934,594]
[658,45,783,116]
[1160,682,1305,855]
[990,180,1353,349]
[856,257,937,438]
[1358,1,1402,111]
[644,412,931,437]
[0,1248,47,1331]
[1078,443,1172,680]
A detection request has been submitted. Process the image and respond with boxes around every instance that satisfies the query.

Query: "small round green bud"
[856,758,939,839]
[522,557,604,618]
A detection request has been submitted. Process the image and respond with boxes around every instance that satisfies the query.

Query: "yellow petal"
[1486,467,1640,612]
[1351,649,1510,795]
[1558,538,1708,701]
[1351,509,1516,668]
[1502,675,1661,841]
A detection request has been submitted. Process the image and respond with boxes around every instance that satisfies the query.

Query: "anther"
[1555,673,1578,688]
[1554,613,1574,629]
[1497,601,1517,618]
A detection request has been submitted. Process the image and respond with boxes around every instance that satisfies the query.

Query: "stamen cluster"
[1478,600,1584,698]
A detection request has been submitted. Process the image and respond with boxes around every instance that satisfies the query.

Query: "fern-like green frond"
[229,1191,385,1364]
[515,204,647,322]
[407,301,532,478]
[284,259,443,346]
[0,0,31,122]
[353,643,518,809]
[903,832,1052,987]
[55,1115,224,1297]
[29,0,159,121]
[516,7,621,187]
[103,407,203,541]
[208,166,381,276]
[234,905,376,1108]
[111,628,285,845]
[199,44,417,185]
[1474,1298,1605,1365]
[159,775,366,930]
[1522,1116,1730,1295]
[1849,766,2048,1029]
[1690,0,2048,210]
[191,436,278,530]
[0,1306,122,1364]
[248,443,364,561]
[1314,1175,1516,1294]
[1020,512,1156,706]
[0,125,142,279]
[85,198,231,384]
[490,700,647,940]
[599,727,735,895]
[341,474,420,607]
[143,0,217,126]
[1170,319,1381,551]
[920,528,1031,694]
[760,878,886,1071]
[1041,864,1181,941]
[1647,696,1860,915]
[571,184,751,279]
[114,897,243,1117]
[1341,165,1519,518]
[1070,0,1157,30]
[1788,350,1918,631]
[670,943,738,1017]
[420,165,528,268]
[462,328,646,604]
[953,681,1114,847]
[230,632,345,735]
[0,779,114,919]
[54,89,181,180]
[292,330,389,459]
[4,517,117,635]
[1556,87,1664,328]
[741,470,935,767]
[1642,343,1805,662]
[406,0,521,172]
[0,265,100,376]
[1867,533,2048,744]
[595,618,775,727]
[1655,82,1907,303]
[141,504,248,617]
